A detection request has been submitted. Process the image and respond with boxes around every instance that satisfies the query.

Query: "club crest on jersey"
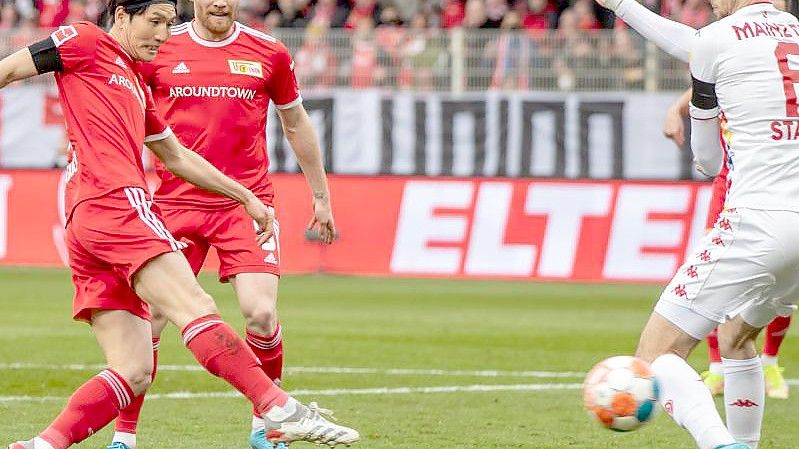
[228,60,263,78]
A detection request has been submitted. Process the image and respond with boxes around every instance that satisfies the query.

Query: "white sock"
[112,431,136,448]
[709,362,724,375]
[32,437,55,449]
[760,354,778,367]
[651,354,736,449]
[252,415,265,432]
[723,357,763,449]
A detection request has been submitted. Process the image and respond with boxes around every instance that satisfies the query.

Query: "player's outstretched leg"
[637,311,739,449]
[702,327,725,396]
[761,315,791,399]
[719,317,764,449]
[231,273,286,449]
[133,252,359,447]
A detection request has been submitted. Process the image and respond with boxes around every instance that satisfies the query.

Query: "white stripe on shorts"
[124,188,186,252]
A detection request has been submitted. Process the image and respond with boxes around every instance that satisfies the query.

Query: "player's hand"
[307,197,336,245]
[244,194,274,245]
[663,107,686,147]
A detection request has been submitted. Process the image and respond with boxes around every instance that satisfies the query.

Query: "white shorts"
[655,208,799,339]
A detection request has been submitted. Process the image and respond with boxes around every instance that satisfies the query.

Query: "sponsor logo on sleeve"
[52,25,78,47]
[228,60,263,78]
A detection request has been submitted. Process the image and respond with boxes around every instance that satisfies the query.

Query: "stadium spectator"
[344,0,380,29]
[36,0,69,27]
[483,0,508,28]
[573,0,602,30]
[306,0,348,27]
[522,0,558,34]
[0,2,19,28]
[397,12,445,89]
[489,10,530,89]
[440,0,465,27]
[348,15,386,87]
[609,25,643,89]
[674,0,713,27]
[295,22,338,88]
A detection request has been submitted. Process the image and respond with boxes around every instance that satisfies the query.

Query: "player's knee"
[243,304,278,335]
[115,364,154,396]
[187,287,219,316]
[718,326,758,359]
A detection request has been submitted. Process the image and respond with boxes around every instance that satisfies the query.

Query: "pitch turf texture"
[1,268,797,448]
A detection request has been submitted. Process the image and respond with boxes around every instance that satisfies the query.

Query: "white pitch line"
[0,363,585,378]
[0,383,584,403]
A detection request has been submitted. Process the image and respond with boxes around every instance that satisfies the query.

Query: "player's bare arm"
[663,88,692,147]
[0,48,40,89]
[595,0,696,62]
[278,104,337,245]
[146,133,274,243]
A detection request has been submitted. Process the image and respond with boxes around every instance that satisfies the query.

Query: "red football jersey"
[139,21,302,209]
[53,22,170,223]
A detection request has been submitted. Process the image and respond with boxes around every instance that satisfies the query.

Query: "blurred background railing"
[0,26,688,91]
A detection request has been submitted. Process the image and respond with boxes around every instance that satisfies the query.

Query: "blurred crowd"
[0,0,713,90]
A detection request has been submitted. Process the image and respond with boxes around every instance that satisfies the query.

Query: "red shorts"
[67,187,187,323]
[705,170,729,230]
[161,205,281,282]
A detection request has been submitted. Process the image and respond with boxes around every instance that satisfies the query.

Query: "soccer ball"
[583,355,659,432]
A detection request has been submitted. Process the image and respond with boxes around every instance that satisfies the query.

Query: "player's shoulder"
[236,23,289,52]
[169,21,191,38]
[51,21,103,46]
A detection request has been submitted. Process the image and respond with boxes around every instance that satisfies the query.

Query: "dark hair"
[102,0,174,27]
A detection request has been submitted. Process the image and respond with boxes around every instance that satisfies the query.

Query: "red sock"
[763,315,792,357]
[246,324,284,415]
[182,314,288,415]
[39,369,133,449]
[115,337,160,434]
[707,327,721,363]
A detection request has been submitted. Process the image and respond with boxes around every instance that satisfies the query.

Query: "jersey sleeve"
[50,22,97,73]
[689,26,721,120]
[143,86,172,142]
[267,45,302,110]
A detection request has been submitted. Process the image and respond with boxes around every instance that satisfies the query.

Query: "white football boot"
[264,398,360,447]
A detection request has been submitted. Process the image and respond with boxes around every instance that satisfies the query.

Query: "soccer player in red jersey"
[664,88,792,400]
[1,1,358,448]
[106,1,338,448]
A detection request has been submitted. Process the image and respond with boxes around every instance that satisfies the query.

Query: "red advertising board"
[0,171,713,283]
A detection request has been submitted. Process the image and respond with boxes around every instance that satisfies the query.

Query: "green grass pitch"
[0,267,797,448]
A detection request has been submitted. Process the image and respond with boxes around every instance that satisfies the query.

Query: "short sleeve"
[143,86,172,142]
[50,22,97,73]
[267,45,302,110]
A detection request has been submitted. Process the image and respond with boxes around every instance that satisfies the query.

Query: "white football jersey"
[691,2,799,211]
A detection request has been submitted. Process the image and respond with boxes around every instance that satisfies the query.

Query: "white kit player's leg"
[637,312,738,449]
[651,354,738,449]
[718,316,767,449]
[722,357,763,449]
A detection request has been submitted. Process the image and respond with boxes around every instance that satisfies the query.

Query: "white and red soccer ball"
[583,356,659,432]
